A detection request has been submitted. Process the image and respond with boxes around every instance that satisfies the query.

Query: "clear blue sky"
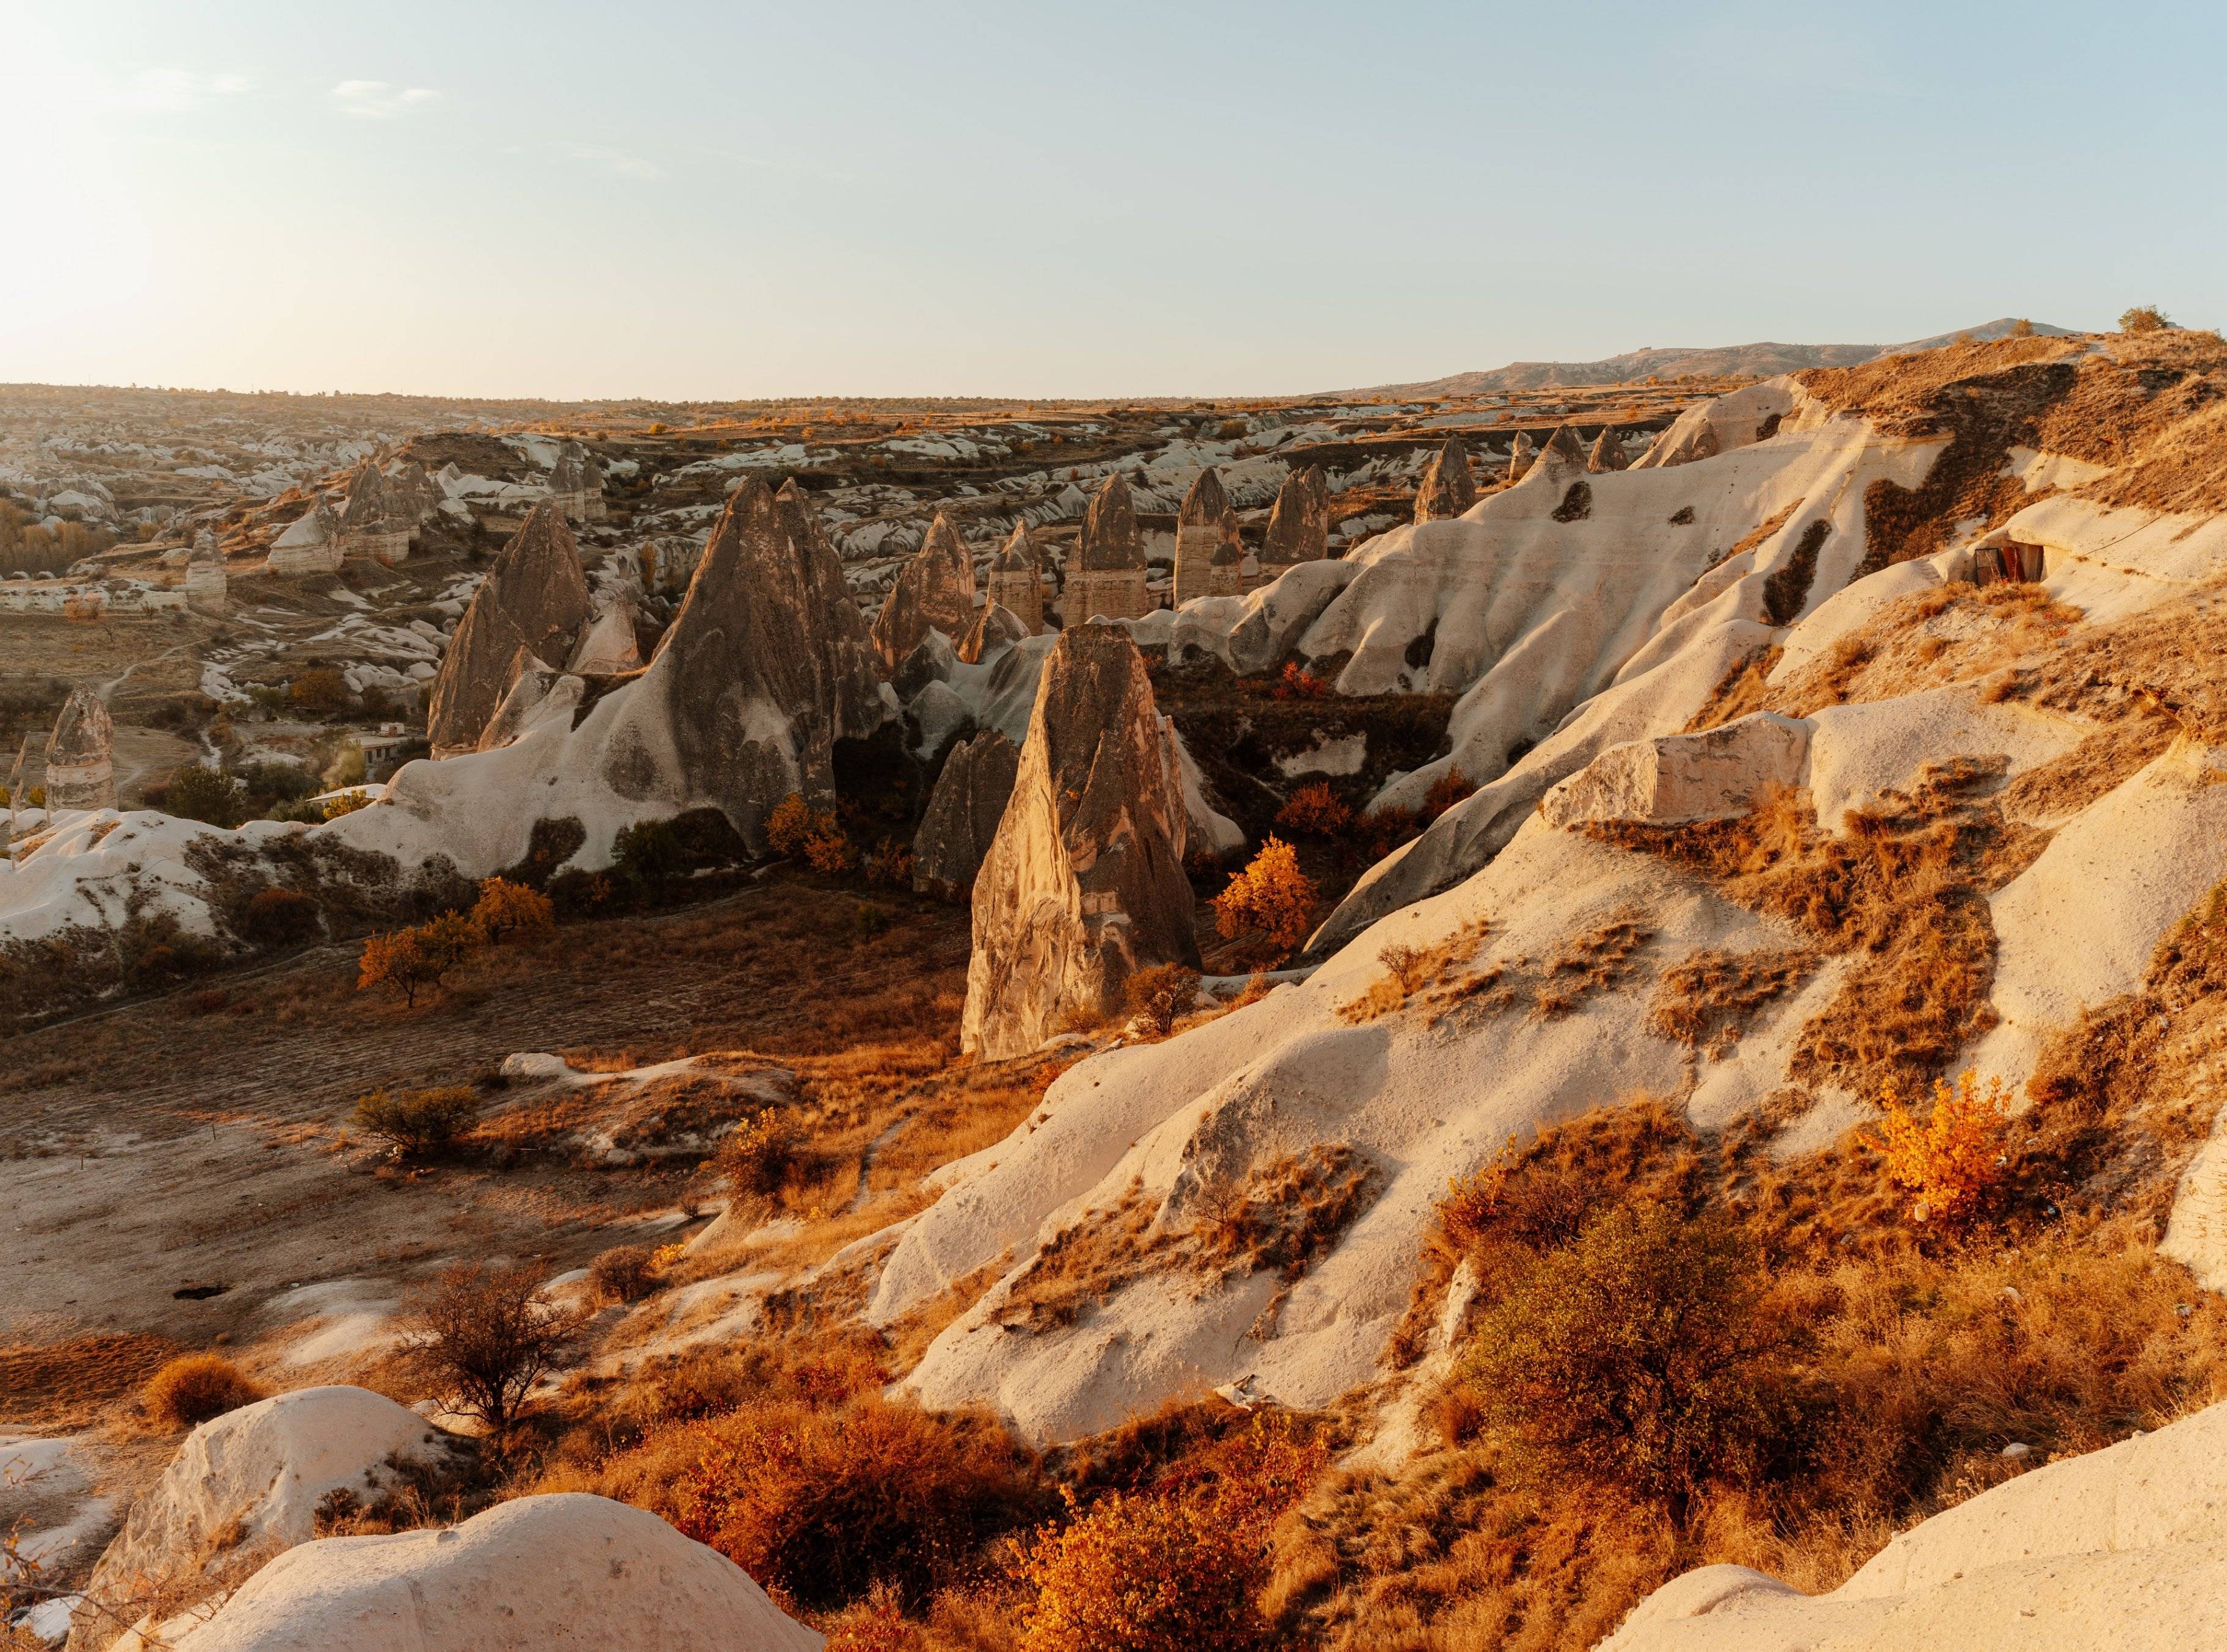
[4,1,2220,400]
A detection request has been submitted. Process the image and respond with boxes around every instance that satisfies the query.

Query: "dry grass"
[1648,947,1820,1056]
[142,1354,268,1429]
[0,1333,181,1429]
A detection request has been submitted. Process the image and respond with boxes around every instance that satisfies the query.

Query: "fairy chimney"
[911,730,1021,901]
[425,503,593,756]
[1588,427,1628,473]
[1063,473,1153,625]
[184,531,227,614]
[336,463,410,566]
[549,441,606,524]
[1535,423,1588,471]
[44,688,114,813]
[1260,465,1330,578]
[960,624,1199,1059]
[1208,510,1247,598]
[1414,436,1477,523]
[267,500,341,576]
[871,511,980,673]
[1173,468,1231,607]
[985,521,1045,632]
[957,601,1029,666]
[1505,430,1537,483]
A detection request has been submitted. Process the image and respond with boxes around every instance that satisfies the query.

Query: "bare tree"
[402,1263,582,1433]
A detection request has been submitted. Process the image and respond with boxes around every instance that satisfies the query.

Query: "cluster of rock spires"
[960,624,1199,1059]
[1173,468,1245,605]
[1414,426,1625,523]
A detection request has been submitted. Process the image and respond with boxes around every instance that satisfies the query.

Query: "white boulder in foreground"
[1604,1399,2227,1650]
[167,1494,820,1652]
[1537,712,1811,828]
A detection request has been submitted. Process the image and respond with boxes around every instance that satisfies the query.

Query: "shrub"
[614,818,686,885]
[468,875,554,943]
[1421,769,1476,823]
[1273,782,1352,839]
[288,668,349,714]
[1125,963,1202,1037]
[319,789,373,820]
[714,1107,801,1197]
[862,837,914,889]
[764,793,818,858]
[1867,1068,2011,1225]
[855,900,891,936]
[1212,837,1319,963]
[1452,1204,1787,1503]
[2118,305,2171,335]
[588,1244,658,1305]
[666,1397,1029,1611]
[402,1262,582,1433]
[357,911,480,1006]
[143,1354,267,1429]
[165,763,247,828]
[1269,661,1330,701]
[353,1086,480,1155]
[239,886,320,947]
[765,791,855,872]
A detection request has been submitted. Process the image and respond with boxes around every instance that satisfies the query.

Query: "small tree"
[1125,963,1202,1037]
[614,818,686,885]
[1213,837,1319,963]
[469,875,554,943]
[354,1086,480,1155]
[1274,782,1352,839]
[288,667,350,714]
[2119,305,2171,335]
[358,912,480,1006]
[402,1263,582,1433]
[1867,1068,2011,1225]
[165,763,247,828]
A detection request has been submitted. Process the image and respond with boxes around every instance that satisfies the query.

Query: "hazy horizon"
[6,0,2220,401]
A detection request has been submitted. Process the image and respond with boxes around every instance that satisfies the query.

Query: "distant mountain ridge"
[1361,317,2077,397]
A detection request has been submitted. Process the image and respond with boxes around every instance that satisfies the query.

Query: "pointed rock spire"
[957,601,1029,666]
[426,502,592,756]
[1588,427,1628,473]
[913,730,1021,902]
[961,624,1199,1058]
[43,687,114,813]
[1414,435,1477,523]
[1505,430,1536,484]
[1537,423,1588,469]
[986,521,1045,632]
[872,511,980,672]
[1173,468,1231,606]
[1262,465,1330,574]
[1066,474,1153,623]
[184,529,227,614]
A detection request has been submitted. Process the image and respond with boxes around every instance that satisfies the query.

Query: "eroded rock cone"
[1537,422,1588,470]
[426,502,592,756]
[1262,464,1330,571]
[913,730,1021,901]
[1505,430,1536,482]
[958,601,1029,665]
[961,624,1199,1059]
[1414,436,1477,523]
[636,476,888,850]
[872,510,979,672]
[1174,467,1230,606]
[1209,509,1247,596]
[43,687,114,812]
[1066,473,1152,622]
[1588,427,1628,473]
[184,530,227,613]
[987,522,1044,632]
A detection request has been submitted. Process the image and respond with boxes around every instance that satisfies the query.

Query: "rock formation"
[183,530,226,613]
[960,624,1198,1059]
[1504,429,1536,482]
[1413,436,1476,522]
[913,730,1021,900]
[568,590,643,675]
[985,521,1045,631]
[1208,510,1247,596]
[957,601,1029,665]
[336,463,411,565]
[1064,473,1153,624]
[637,476,888,849]
[142,1494,818,1652]
[1261,464,1330,577]
[426,502,593,757]
[1588,427,1628,473]
[265,500,340,576]
[549,440,607,523]
[1536,714,1811,828]
[1535,422,1588,471]
[1173,467,1230,606]
[43,687,114,813]
[871,510,979,672]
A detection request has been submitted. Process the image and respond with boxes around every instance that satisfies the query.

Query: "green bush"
[353,1085,481,1154]
[166,763,247,828]
[614,819,686,885]
[1452,1204,1788,1503]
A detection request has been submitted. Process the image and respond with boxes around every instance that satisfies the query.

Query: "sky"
[4,1,2223,401]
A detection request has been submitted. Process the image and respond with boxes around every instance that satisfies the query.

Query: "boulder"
[1602,1398,2227,1652]
[161,1494,819,1652]
[1065,473,1153,624]
[960,624,1199,1059]
[43,689,114,813]
[426,504,592,757]
[1537,713,1811,829]
[1588,427,1628,473]
[264,503,339,577]
[985,523,1045,632]
[871,511,979,672]
[913,730,1021,900]
[68,1387,460,1652]
[1261,464,1330,574]
[637,477,888,850]
[1173,468,1230,606]
[1413,437,1476,523]
[957,601,1029,666]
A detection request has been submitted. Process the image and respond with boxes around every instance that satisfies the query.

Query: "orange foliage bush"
[1421,769,1476,823]
[767,791,855,872]
[357,911,480,1006]
[1867,1068,2012,1225]
[1213,837,1318,962]
[1273,782,1352,839]
[143,1354,267,1429]
[468,875,554,943]
[1269,662,1330,701]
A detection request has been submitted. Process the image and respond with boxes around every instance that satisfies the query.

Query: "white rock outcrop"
[43,689,114,813]
[1537,714,1811,828]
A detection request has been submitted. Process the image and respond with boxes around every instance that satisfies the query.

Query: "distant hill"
[1360,317,2079,398]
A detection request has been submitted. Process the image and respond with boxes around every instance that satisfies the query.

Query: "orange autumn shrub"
[1868,1068,2012,1225]
[468,875,554,943]
[1273,782,1352,839]
[1212,837,1318,962]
